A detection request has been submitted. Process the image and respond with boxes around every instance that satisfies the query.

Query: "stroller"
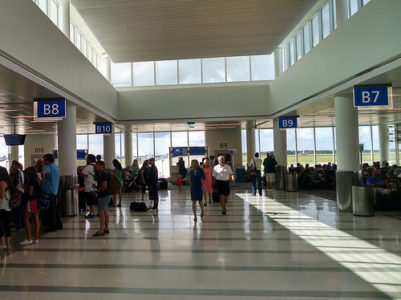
[122,168,140,192]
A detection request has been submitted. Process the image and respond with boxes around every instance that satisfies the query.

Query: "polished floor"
[1,187,401,299]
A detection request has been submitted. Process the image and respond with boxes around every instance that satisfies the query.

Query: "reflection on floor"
[0,188,400,299]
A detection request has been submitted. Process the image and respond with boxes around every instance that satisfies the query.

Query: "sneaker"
[93,231,104,237]
[20,240,33,246]
[33,240,39,244]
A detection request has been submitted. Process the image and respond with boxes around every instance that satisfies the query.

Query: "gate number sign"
[278,117,297,129]
[34,98,66,120]
[95,123,113,134]
[353,86,390,107]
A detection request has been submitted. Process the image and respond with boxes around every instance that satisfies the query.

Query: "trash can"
[60,175,79,217]
[352,186,374,216]
[286,173,298,192]
[275,165,286,191]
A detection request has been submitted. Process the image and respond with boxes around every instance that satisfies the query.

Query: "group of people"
[291,163,337,189]
[247,152,278,196]
[0,154,60,249]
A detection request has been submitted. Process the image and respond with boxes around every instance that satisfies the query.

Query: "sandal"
[93,231,104,237]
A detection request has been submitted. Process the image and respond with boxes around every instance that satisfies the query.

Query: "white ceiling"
[71,0,318,62]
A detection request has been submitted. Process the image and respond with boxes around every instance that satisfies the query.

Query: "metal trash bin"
[352,186,374,216]
[286,173,298,192]
[60,175,79,217]
[275,165,286,191]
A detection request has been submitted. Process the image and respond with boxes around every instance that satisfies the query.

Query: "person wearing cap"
[148,158,159,210]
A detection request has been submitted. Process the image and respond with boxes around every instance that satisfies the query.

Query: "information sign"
[353,86,391,107]
[278,117,298,129]
[95,123,113,134]
[34,98,66,121]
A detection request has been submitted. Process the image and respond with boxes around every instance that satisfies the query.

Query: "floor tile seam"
[0,285,390,298]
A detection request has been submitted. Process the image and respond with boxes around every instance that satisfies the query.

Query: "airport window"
[297,128,315,165]
[172,131,188,147]
[49,0,59,26]
[372,126,380,162]
[88,134,103,158]
[312,13,320,47]
[132,132,138,160]
[296,30,303,60]
[138,133,154,164]
[255,130,259,154]
[0,139,8,169]
[156,60,178,85]
[289,38,295,65]
[81,38,87,57]
[75,30,81,50]
[251,55,274,80]
[362,0,371,5]
[111,62,132,87]
[287,129,297,165]
[332,0,337,29]
[321,3,331,39]
[38,0,47,14]
[179,59,201,84]
[303,22,311,54]
[115,133,125,164]
[87,46,92,62]
[227,56,250,82]
[259,129,274,155]
[241,130,247,166]
[69,23,75,43]
[188,131,205,147]
[155,132,170,178]
[76,135,88,151]
[315,127,334,164]
[133,61,155,86]
[202,57,225,83]
[359,126,372,163]
[349,0,359,16]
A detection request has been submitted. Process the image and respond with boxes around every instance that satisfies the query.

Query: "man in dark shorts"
[212,156,235,215]
[148,158,159,210]
[82,154,97,219]
[92,161,111,237]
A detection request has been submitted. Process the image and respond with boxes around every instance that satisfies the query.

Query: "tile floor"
[0,188,400,299]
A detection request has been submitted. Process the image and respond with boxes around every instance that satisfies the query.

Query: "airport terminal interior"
[1,0,401,298]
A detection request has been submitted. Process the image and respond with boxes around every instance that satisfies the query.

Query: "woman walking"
[190,160,205,221]
[201,157,213,206]
[0,167,13,249]
[20,167,41,245]
[112,159,123,207]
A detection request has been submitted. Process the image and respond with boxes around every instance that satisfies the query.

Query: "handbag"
[38,191,51,210]
[9,190,22,210]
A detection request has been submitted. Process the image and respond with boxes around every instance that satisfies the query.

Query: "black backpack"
[130,201,148,212]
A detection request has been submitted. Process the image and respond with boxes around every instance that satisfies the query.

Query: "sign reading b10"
[278,117,298,129]
[95,123,113,134]
[34,98,66,121]
[353,86,391,107]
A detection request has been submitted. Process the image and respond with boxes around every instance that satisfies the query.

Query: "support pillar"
[59,0,70,38]
[124,130,133,168]
[335,95,359,212]
[57,103,77,176]
[104,130,115,169]
[246,121,256,165]
[10,146,19,162]
[378,123,389,164]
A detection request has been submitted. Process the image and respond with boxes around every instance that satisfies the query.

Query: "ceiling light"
[0,109,18,112]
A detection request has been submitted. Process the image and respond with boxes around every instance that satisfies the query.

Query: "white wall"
[0,0,118,119]
[205,127,242,168]
[24,135,56,168]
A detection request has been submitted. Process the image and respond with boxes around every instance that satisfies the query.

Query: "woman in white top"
[212,156,235,215]
[0,166,12,249]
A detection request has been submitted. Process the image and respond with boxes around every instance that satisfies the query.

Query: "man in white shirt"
[249,153,263,196]
[82,154,97,219]
[212,156,234,215]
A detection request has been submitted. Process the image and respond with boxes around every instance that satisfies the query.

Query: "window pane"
[226,56,250,82]
[172,132,187,147]
[251,54,274,80]
[138,133,154,164]
[289,38,295,65]
[255,130,259,153]
[115,133,124,164]
[362,0,371,6]
[156,60,177,85]
[0,139,7,168]
[179,59,201,84]
[155,132,170,178]
[111,62,132,87]
[359,126,372,163]
[38,0,47,13]
[202,57,225,83]
[242,129,247,166]
[333,0,337,29]
[77,135,88,150]
[75,30,81,49]
[297,128,314,165]
[69,23,75,42]
[132,133,138,159]
[133,61,154,86]
[49,0,58,26]
[260,129,274,155]
[315,128,334,164]
[188,131,205,146]
[372,126,379,162]
[81,38,87,56]
[303,23,311,54]
[349,0,359,16]
[88,135,103,158]
[312,13,320,47]
[321,4,331,39]
[296,31,303,60]
[287,129,296,165]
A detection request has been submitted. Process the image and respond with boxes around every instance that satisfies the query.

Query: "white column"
[57,103,77,176]
[335,95,359,212]
[59,0,70,38]
[335,0,348,27]
[10,146,19,162]
[103,130,115,169]
[378,123,389,164]
[273,118,287,166]
[335,96,359,171]
[124,131,133,168]
[246,121,256,165]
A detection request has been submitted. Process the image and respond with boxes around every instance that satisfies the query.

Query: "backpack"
[247,158,257,175]
[107,172,120,195]
[130,201,148,212]
[37,191,51,210]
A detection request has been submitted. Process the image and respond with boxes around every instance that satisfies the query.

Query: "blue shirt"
[366,177,384,186]
[42,163,60,195]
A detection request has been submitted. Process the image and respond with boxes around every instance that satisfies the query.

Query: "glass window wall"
[303,22,311,54]
[202,57,225,83]
[321,3,331,39]
[188,131,205,146]
[359,126,372,163]
[251,55,274,80]
[138,133,154,164]
[287,129,296,165]
[155,60,178,85]
[155,132,170,177]
[88,135,103,158]
[49,0,58,26]
[296,30,303,60]
[259,129,274,156]
[226,56,250,82]
[289,38,295,65]
[111,62,132,87]
[297,128,314,165]
[133,62,155,86]
[178,59,201,84]
[372,126,380,162]
[315,127,334,164]
[349,0,359,16]
[312,13,320,47]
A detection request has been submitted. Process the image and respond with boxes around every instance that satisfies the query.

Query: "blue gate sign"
[278,117,298,129]
[95,123,113,134]
[34,98,66,120]
[172,148,183,156]
[53,149,87,159]
[354,86,390,107]
[189,147,206,155]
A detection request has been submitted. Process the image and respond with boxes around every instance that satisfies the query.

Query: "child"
[177,175,183,190]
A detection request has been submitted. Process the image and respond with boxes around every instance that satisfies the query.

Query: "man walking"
[249,153,262,196]
[148,158,159,210]
[263,152,277,190]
